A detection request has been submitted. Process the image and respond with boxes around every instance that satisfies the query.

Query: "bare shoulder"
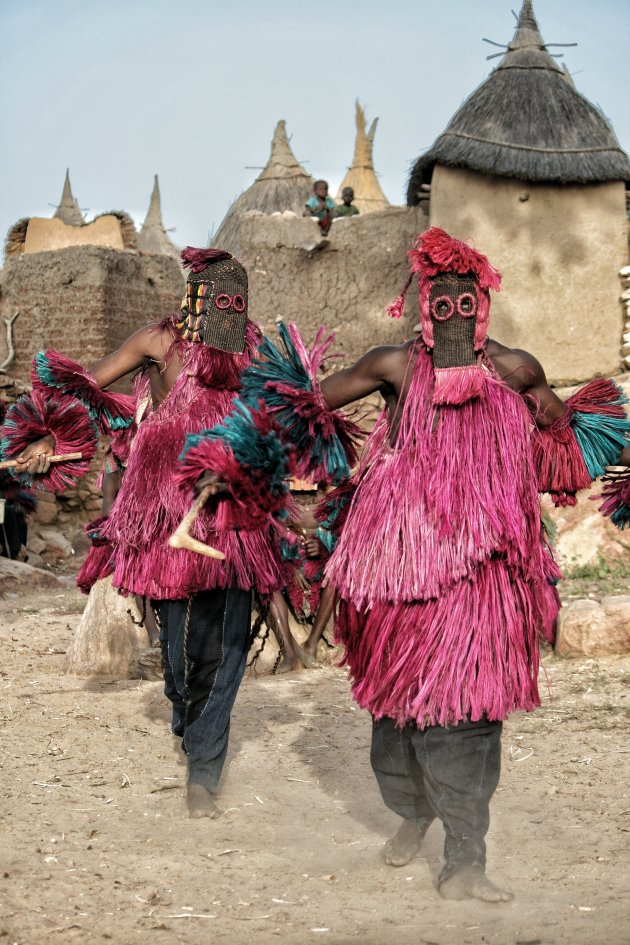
[486,338,544,393]
[321,339,417,409]
[127,322,174,362]
[354,339,417,382]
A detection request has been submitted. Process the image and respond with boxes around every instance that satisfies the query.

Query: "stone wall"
[242,205,429,365]
[0,246,184,387]
[429,165,628,386]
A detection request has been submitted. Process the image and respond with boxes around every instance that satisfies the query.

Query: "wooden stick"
[0,451,83,470]
[169,485,226,560]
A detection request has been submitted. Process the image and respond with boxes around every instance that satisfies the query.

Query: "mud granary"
[407,0,630,385]
[0,172,184,388]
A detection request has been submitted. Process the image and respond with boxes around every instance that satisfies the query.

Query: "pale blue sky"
[1,0,628,249]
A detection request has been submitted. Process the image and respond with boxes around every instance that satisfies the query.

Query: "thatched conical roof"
[407,0,630,201]
[53,169,84,226]
[213,120,313,256]
[136,175,179,258]
[336,102,389,214]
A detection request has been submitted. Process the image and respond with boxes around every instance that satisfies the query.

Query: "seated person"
[336,186,360,217]
[303,180,337,235]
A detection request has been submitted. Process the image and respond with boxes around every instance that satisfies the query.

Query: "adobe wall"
[24,216,125,253]
[429,165,627,385]
[241,205,429,366]
[0,246,184,386]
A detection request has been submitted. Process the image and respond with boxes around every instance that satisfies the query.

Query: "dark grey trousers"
[371,715,502,882]
[152,588,252,794]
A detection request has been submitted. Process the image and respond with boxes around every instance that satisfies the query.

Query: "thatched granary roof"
[213,120,313,257]
[336,102,389,214]
[54,169,84,226]
[4,218,30,258]
[407,0,630,201]
[137,175,178,258]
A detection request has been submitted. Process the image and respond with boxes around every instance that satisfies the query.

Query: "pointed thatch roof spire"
[53,169,84,226]
[136,175,179,258]
[336,102,389,214]
[257,120,312,184]
[407,0,630,200]
[213,120,313,256]
[497,0,560,72]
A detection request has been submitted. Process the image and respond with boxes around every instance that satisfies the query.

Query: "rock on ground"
[556,595,630,656]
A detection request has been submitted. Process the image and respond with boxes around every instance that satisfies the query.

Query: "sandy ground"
[1,582,630,945]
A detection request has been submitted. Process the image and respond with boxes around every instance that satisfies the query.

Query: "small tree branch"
[0,310,20,373]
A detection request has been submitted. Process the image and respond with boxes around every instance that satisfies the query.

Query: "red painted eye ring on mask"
[456,293,478,318]
[430,295,455,321]
[215,293,246,312]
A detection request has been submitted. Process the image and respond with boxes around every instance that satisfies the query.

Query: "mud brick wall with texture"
[0,246,184,388]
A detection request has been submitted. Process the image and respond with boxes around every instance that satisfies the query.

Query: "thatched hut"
[407,0,630,385]
[336,101,390,214]
[137,175,179,259]
[213,120,313,257]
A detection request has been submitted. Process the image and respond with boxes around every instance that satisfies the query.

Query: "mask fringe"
[432,365,486,405]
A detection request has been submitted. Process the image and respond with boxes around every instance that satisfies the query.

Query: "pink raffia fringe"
[529,378,626,507]
[326,344,561,727]
[530,408,589,507]
[0,390,97,492]
[102,331,284,600]
[32,350,135,434]
[175,431,291,531]
[76,546,114,593]
[432,364,486,405]
[76,515,114,593]
[598,469,630,525]
[336,558,544,729]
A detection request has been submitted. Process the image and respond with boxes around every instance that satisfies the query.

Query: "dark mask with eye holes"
[428,273,479,369]
[177,257,249,353]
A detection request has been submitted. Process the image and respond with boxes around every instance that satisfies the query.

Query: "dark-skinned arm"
[13,325,164,475]
[320,345,401,409]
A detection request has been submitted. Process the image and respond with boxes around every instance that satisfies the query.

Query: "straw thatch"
[213,120,313,257]
[4,218,30,258]
[53,169,84,226]
[336,102,389,214]
[407,0,630,201]
[136,175,179,258]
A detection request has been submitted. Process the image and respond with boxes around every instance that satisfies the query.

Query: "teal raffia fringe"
[566,378,629,479]
[238,322,361,485]
[177,401,294,529]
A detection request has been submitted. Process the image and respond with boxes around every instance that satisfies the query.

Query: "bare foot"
[384,818,431,866]
[439,865,513,902]
[301,638,319,661]
[296,644,318,669]
[187,784,220,819]
[275,653,304,673]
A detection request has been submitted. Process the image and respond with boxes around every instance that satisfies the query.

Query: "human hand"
[195,472,229,496]
[304,538,322,559]
[295,570,310,594]
[14,436,55,475]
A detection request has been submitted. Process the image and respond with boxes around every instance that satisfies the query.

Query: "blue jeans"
[371,715,502,882]
[152,588,252,794]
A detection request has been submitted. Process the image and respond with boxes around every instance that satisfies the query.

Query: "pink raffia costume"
[0,248,298,810]
[190,227,629,886]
